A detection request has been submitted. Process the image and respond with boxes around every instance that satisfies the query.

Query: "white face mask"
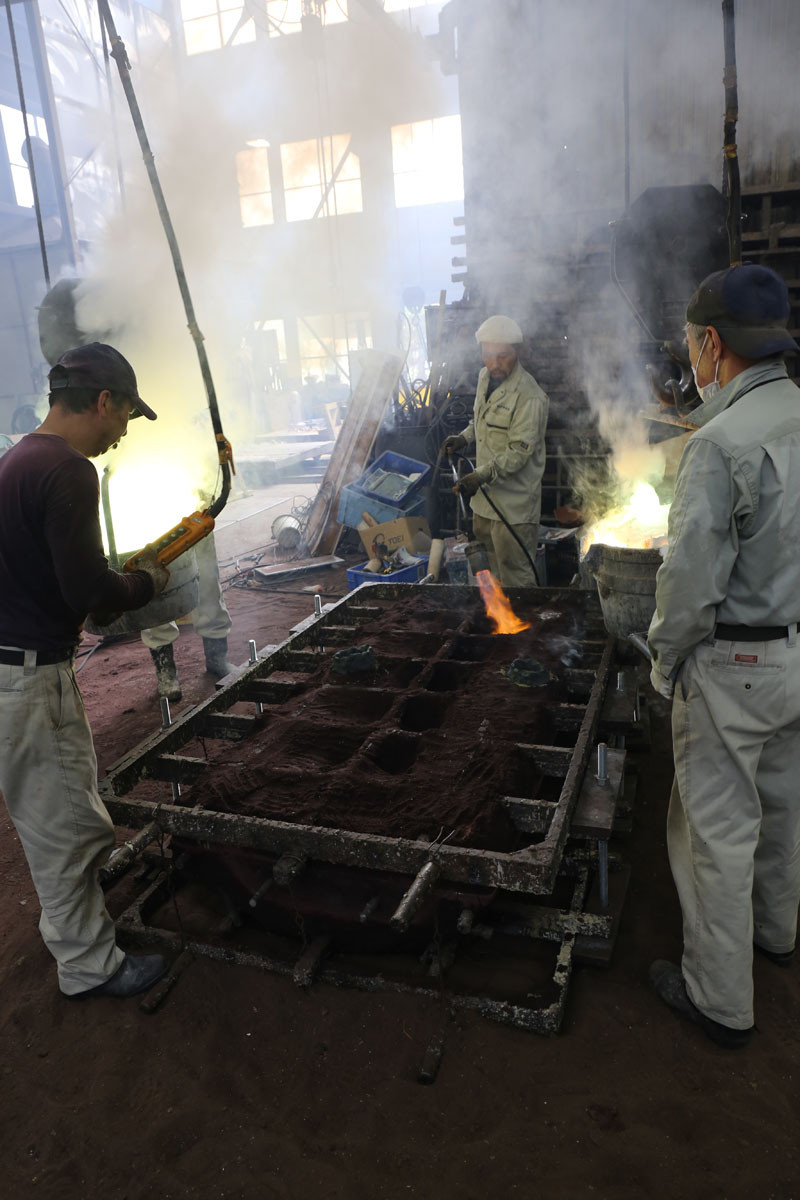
[691,333,721,402]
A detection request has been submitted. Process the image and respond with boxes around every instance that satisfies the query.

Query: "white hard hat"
[475,314,523,345]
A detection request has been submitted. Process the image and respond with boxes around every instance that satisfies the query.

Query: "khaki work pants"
[669,631,800,1029]
[0,657,124,994]
[141,532,232,650]
[471,514,540,589]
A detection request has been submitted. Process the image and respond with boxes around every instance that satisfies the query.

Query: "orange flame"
[476,570,531,635]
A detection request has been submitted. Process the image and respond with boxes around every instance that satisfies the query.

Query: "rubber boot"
[203,636,235,680]
[149,645,182,702]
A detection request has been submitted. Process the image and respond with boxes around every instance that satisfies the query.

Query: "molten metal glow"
[581,481,670,552]
[103,458,202,554]
[476,570,531,635]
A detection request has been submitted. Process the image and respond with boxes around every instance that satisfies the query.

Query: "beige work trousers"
[0,658,124,994]
[471,514,540,588]
[669,632,800,1029]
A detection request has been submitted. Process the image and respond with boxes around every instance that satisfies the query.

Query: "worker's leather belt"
[0,647,74,666]
[715,623,791,642]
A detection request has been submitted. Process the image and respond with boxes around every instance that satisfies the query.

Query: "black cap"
[686,264,799,359]
[48,342,156,421]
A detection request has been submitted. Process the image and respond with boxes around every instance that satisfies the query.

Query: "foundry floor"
[1,490,798,1198]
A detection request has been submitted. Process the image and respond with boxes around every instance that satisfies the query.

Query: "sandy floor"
[1,545,799,1199]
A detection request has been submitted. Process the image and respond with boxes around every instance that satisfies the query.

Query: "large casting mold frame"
[100,583,615,897]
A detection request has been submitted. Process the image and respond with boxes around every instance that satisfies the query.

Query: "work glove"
[453,471,481,498]
[442,433,467,457]
[137,547,171,596]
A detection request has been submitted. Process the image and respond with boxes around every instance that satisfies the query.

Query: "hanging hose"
[96,0,233,523]
[450,451,542,587]
[476,483,542,587]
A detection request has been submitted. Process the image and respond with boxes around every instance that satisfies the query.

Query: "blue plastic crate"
[337,483,426,528]
[347,556,429,590]
[350,450,430,510]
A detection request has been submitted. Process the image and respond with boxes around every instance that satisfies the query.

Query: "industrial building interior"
[1,1,800,1196]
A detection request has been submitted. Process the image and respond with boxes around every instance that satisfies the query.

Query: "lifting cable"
[96,0,233,520]
[721,0,742,266]
[3,0,50,287]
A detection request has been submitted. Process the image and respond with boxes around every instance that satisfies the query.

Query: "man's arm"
[647,435,749,686]
[43,458,156,616]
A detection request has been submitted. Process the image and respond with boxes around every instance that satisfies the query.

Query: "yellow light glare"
[582,482,670,552]
[104,459,202,555]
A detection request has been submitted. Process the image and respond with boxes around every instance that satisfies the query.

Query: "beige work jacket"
[459,361,549,526]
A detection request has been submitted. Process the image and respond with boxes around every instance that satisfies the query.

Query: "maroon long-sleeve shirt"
[0,432,154,652]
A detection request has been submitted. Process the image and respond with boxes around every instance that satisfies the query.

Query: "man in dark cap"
[0,343,170,998]
[37,278,234,701]
[647,264,800,1049]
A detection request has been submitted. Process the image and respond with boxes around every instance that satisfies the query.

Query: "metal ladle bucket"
[84,548,200,637]
[583,543,663,638]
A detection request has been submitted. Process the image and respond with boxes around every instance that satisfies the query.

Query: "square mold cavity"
[423,660,479,693]
[307,685,396,722]
[362,632,446,658]
[363,730,421,775]
[446,634,495,663]
[271,722,366,769]
[463,612,497,636]
[397,692,452,732]
[375,657,425,689]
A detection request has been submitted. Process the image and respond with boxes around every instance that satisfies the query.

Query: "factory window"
[262,0,348,36]
[180,0,256,56]
[281,135,362,222]
[298,313,371,381]
[391,114,464,208]
[236,143,274,227]
[0,105,48,208]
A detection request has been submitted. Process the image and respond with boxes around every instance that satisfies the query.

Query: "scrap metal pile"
[101,583,642,1035]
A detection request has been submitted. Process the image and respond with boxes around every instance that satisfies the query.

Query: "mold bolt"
[159,697,180,801]
[248,639,264,716]
[596,742,608,785]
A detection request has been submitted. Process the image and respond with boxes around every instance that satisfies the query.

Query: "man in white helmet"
[442,315,549,587]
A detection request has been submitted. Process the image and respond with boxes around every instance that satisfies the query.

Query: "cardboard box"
[357,515,431,558]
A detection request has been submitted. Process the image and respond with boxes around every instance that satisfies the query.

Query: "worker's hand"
[442,433,467,458]
[137,547,170,596]
[453,471,481,498]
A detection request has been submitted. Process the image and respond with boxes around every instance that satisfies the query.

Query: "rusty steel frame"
[101,583,614,896]
[117,863,592,1035]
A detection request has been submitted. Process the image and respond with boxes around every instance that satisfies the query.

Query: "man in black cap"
[37,277,235,700]
[647,264,800,1048]
[0,343,170,998]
